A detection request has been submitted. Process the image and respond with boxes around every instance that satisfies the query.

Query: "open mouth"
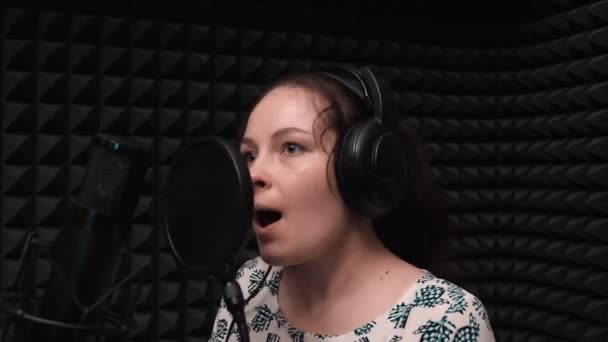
[255,209,282,227]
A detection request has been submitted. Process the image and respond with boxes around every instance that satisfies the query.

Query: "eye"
[241,150,256,163]
[283,142,303,154]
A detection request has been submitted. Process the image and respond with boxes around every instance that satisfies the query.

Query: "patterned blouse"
[209,257,495,342]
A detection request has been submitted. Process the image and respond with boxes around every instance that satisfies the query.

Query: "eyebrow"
[241,127,312,147]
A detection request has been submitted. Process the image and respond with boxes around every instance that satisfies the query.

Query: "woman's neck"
[280,221,403,305]
[276,219,426,336]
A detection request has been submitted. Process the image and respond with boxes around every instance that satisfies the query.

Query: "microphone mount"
[222,280,249,342]
[0,229,147,342]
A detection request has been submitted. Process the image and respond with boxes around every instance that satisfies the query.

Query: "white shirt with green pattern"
[209,257,496,342]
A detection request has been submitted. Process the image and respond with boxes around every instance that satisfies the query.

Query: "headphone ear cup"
[335,119,371,215]
[335,118,408,218]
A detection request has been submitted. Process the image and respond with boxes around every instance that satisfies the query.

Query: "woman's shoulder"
[392,271,494,340]
[412,271,490,316]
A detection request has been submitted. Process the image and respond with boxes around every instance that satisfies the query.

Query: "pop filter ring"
[162,135,254,279]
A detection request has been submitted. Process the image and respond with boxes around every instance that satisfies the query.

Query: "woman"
[209,66,495,341]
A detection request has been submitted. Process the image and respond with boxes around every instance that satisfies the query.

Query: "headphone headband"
[314,66,386,124]
[359,67,385,124]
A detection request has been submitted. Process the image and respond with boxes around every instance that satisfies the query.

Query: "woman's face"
[240,85,355,266]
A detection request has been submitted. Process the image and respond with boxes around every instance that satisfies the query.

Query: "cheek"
[293,162,344,212]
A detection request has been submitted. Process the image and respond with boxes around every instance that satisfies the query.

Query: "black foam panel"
[1,1,607,341]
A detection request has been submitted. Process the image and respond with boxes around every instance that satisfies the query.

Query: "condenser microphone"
[6,134,150,342]
[163,135,253,342]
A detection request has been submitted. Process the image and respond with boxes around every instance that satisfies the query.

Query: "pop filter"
[163,135,253,278]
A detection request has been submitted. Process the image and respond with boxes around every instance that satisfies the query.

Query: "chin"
[258,248,290,266]
[259,254,286,267]
[257,243,301,267]
[258,244,320,268]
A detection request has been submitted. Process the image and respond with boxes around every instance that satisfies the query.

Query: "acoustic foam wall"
[0,1,607,341]
[393,1,608,341]
[491,2,608,340]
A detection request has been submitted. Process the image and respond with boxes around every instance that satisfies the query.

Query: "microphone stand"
[0,230,148,342]
[219,265,250,342]
[222,281,249,342]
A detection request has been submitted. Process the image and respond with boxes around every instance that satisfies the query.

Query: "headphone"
[314,65,409,218]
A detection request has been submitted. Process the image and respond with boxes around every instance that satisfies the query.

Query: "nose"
[249,159,271,193]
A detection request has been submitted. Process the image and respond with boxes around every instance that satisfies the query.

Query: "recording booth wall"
[1,1,608,341]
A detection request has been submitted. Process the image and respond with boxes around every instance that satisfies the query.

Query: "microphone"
[2,134,150,342]
[163,135,254,342]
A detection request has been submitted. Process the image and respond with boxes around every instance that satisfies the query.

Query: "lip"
[253,218,281,241]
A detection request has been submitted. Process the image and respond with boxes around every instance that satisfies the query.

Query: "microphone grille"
[76,134,150,217]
